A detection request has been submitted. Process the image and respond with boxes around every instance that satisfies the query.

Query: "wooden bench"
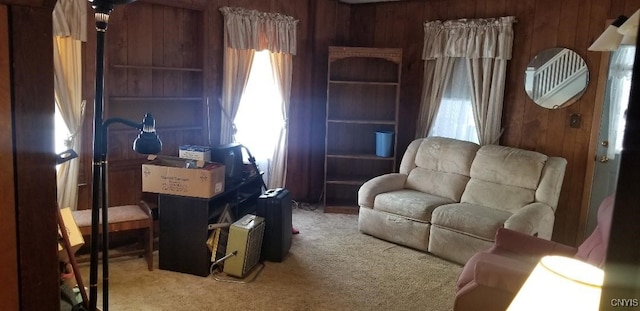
[72,201,154,271]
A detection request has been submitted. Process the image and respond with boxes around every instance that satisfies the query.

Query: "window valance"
[53,0,87,41]
[422,16,515,60]
[220,6,299,55]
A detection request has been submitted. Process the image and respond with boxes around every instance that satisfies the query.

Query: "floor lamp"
[87,1,161,310]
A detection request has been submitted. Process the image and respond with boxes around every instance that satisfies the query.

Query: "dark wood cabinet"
[158,174,263,277]
[323,47,402,214]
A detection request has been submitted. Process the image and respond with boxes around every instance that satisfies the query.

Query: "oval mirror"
[524,48,589,109]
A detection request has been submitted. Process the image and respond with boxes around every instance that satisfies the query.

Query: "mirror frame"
[524,47,589,109]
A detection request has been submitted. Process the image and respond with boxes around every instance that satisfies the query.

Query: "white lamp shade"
[589,16,630,51]
[589,24,624,51]
[621,33,637,45]
[618,9,640,46]
[507,256,604,311]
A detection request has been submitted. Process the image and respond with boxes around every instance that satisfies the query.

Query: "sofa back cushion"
[402,137,480,202]
[461,145,548,212]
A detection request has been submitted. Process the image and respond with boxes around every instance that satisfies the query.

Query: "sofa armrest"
[358,173,407,208]
[493,228,577,257]
[535,156,567,211]
[504,202,555,236]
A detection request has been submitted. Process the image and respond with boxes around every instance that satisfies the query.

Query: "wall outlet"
[569,113,581,128]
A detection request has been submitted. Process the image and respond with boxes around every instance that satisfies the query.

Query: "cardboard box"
[179,145,212,161]
[58,207,85,261]
[142,155,225,199]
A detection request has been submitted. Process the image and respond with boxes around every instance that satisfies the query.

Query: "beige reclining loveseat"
[357,136,567,264]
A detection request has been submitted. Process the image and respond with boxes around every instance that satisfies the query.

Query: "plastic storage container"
[375,131,394,157]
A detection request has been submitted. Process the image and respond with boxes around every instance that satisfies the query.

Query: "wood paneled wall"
[80,0,324,209]
[81,0,640,246]
[81,0,211,208]
[339,0,640,245]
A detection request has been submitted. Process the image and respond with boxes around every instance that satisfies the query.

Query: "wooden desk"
[157,174,263,276]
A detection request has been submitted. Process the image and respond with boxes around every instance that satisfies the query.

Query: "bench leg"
[146,222,153,271]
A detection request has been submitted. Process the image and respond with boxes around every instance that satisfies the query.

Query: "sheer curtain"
[429,58,478,143]
[219,7,297,188]
[53,0,86,210]
[606,45,635,159]
[419,16,515,145]
[233,51,284,186]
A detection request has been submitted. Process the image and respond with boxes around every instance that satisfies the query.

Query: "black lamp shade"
[132,113,162,155]
[133,132,162,155]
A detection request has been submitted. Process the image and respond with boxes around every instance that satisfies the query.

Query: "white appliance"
[222,214,265,278]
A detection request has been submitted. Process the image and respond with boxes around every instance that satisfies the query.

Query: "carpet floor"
[78,205,462,311]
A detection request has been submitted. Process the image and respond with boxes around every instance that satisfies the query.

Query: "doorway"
[584,46,634,236]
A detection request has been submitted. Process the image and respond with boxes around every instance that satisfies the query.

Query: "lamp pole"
[88,3,110,310]
[88,2,160,311]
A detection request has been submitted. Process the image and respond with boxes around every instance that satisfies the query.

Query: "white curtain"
[419,16,515,145]
[219,7,297,188]
[219,48,254,144]
[267,52,292,188]
[606,45,635,159]
[53,0,86,41]
[53,0,86,210]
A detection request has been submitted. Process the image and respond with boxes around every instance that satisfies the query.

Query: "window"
[55,105,71,154]
[428,58,479,144]
[614,78,631,153]
[234,50,285,182]
[608,46,635,156]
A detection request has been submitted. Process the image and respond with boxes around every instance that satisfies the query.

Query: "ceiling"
[338,0,401,3]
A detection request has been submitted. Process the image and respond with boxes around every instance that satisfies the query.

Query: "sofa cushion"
[374,189,454,222]
[431,203,512,240]
[462,180,535,213]
[407,168,471,202]
[403,137,479,201]
[470,145,547,189]
[461,145,547,212]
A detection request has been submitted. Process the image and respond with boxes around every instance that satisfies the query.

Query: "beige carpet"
[78,205,462,311]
